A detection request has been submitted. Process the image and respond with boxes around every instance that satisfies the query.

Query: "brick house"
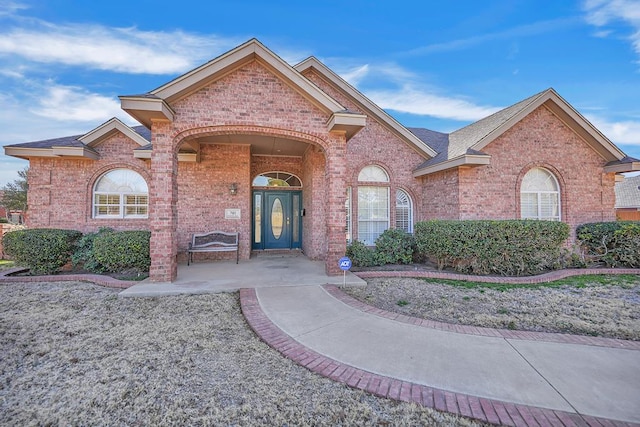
[4,39,639,282]
[615,175,640,220]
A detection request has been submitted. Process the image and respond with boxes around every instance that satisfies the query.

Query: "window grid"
[520,168,560,221]
[93,169,148,219]
[357,186,389,245]
[395,189,413,233]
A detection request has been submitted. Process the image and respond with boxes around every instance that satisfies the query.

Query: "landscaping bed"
[0,281,482,426]
[343,275,640,341]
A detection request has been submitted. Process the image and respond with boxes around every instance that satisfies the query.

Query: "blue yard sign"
[339,256,352,271]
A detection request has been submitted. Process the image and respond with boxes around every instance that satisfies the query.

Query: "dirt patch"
[0,281,484,426]
[343,276,640,341]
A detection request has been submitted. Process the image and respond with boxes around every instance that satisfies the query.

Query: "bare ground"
[0,281,484,427]
[343,275,640,341]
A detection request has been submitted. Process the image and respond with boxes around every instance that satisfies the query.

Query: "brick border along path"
[240,273,640,427]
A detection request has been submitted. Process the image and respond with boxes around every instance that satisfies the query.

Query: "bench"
[187,231,239,266]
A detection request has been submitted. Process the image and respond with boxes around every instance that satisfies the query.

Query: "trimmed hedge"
[374,228,415,265]
[345,240,377,267]
[71,227,114,273]
[2,228,82,274]
[414,220,570,276]
[93,230,151,273]
[576,221,640,268]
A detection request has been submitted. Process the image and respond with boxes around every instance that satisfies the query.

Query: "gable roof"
[294,57,437,159]
[412,88,636,176]
[3,118,150,160]
[615,174,640,209]
[120,39,366,139]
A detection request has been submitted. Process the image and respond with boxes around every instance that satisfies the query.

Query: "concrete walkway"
[243,284,640,426]
[119,254,365,297]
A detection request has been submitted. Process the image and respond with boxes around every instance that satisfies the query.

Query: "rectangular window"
[94,193,148,218]
[358,186,389,245]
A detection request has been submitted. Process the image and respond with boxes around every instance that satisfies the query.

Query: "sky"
[1,0,639,186]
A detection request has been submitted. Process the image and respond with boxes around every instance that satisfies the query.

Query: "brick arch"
[172,125,330,155]
[86,163,151,219]
[515,162,567,220]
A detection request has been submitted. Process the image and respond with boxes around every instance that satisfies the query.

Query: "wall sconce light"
[229,183,238,195]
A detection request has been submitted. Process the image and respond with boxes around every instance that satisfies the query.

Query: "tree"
[1,167,28,214]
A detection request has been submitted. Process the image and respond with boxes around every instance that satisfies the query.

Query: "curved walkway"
[241,284,640,427]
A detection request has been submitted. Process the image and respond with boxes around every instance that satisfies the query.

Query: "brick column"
[324,138,347,276]
[149,123,178,282]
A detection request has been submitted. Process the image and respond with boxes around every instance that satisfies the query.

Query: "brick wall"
[457,106,616,233]
[27,133,151,233]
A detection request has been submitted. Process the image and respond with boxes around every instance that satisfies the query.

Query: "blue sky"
[1,0,639,186]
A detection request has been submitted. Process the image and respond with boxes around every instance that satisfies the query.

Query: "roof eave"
[295,57,437,159]
[149,39,345,114]
[4,146,99,160]
[327,112,367,141]
[413,154,491,177]
[80,118,149,147]
[120,96,175,128]
[604,161,640,174]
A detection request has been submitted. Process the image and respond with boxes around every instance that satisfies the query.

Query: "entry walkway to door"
[119,253,365,297]
[243,284,640,426]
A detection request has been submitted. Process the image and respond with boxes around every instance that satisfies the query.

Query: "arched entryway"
[252,172,302,250]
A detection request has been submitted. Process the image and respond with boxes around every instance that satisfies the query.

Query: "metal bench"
[187,231,239,265]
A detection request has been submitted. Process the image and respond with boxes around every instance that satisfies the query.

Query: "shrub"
[414,220,570,276]
[576,221,640,268]
[93,230,151,273]
[71,227,114,273]
[374,228,415,265]
[345,240,377,267]
[2,228,82,275]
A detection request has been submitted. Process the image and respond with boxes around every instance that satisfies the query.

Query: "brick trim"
[324,284,640,351]
[0,267,136,289]
[240,287,635,426]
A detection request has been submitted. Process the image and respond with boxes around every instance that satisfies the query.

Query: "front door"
[253,191,302,250]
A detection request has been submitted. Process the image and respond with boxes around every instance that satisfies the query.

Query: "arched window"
[93,169,148,218]
[520,167,560,221]
[253,172,302,187]
[396,189,413,233]
[357,165,390,245]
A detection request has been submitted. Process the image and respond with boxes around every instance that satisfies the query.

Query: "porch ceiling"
[198,134,310,157]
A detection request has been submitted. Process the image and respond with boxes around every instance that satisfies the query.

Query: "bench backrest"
[192,231,238,248]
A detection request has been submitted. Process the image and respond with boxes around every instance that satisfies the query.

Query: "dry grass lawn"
[0,281,483,426]
[344,275,640,341]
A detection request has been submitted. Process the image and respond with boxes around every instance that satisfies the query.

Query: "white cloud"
[583,0,640,62]
[368,85,501,121]
[32,83,127,122]
[0,20,240,74]
[403,18,577,56]
[0,1,28,17]
[339,64,370,86]
[586,113,640,146]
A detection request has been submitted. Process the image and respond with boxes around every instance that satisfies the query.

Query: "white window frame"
[345,187,352,243]
[520,167,561,221]
[395,189,413,233]
[93,169,149,219]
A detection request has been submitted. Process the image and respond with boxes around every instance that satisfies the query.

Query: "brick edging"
[324,285,640,351]
[0,268,137,289]
[353,267,640,284]
[239,288,634,427]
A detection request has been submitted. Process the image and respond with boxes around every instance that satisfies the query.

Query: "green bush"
[92,230,151,273]
[414,220,570,276]
[71,227,114,273]
[2,228,82,275]
[0,218,8,224]
[374,228,415,265]
[345,240,377,267]
[576,221,640,268]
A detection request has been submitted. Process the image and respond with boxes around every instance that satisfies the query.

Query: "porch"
[120,253,365,297]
